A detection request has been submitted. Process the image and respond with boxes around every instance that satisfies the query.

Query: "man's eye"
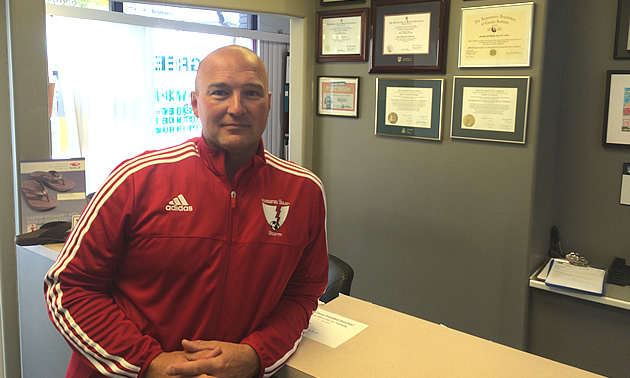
[210,90,228,96]
[246,91,262,97]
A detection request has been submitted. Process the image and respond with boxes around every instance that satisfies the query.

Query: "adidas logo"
[165,194,193,212]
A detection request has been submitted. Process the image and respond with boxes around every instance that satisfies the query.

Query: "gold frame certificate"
[382,12,431,55]
[451,76,530,144]
[459,2,534,67]
[375,78,444,141]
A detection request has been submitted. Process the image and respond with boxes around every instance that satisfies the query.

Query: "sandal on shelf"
[30,170,75,192]
[15,221,71,246]
[21,179,58,211]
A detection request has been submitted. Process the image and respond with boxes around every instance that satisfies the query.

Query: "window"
[46,3,288,193]
[46,0,108,10]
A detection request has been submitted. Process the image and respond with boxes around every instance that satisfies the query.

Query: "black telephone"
[548,226,565,258]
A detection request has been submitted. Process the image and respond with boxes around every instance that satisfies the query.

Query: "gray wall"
[528,0,630,375]
[312,0,630,351]
[554,1,630,266]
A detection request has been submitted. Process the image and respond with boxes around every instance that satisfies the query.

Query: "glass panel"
[47,14,253,193]
[123,2,250,28]
[45,0,109,10]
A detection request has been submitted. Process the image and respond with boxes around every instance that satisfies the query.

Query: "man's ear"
[190,91,199,117]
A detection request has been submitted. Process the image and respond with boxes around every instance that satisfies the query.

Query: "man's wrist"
[242,343,261,377]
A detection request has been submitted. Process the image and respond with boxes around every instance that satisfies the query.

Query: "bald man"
[45,46,329,378]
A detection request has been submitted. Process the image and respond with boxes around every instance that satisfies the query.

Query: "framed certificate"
[369,0,450,73]
[317,76,360,118]
[317,8,368,62]
[459,2,534,68]
[451,76,530,144]
[614,0,630,59]
[602,71,630,146]
[375,78,444,140]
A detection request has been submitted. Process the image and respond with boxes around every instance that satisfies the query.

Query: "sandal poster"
[19,159,86,234]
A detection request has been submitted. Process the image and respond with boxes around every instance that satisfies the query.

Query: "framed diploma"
[451,76,530,144]
[375,78,444,140]
[317,8,368,62]
[317,76,360,118]
[369,0,450,73]
[614,0,630,59]
[459,2,534,68]
[603,71,630,146]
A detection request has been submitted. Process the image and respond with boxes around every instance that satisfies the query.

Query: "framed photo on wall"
[375,78,444,140]
[614,0,630,59]
[451,76,530,144]
[317,76,360,118]
[317,8,369,62]
[459,2,534,68]
[369,0,450,73]
[603,71,630,146]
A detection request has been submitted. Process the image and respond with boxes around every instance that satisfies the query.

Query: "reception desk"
[277,295,599,378]
[17,245,598,377]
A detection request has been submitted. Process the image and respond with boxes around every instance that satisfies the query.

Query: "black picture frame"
[451,76,530,144]
[316,76,360,118]
[369,0,450,73]
[602,70,630,146]
[614,0,630,59]
[317,8,369,62]
[375,78,444,140]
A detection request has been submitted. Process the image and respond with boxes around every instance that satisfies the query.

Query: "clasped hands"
[146,339,260,378]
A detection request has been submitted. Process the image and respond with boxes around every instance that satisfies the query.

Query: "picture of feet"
[19,159,86,233]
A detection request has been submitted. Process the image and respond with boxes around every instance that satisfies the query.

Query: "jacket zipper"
[212,189,237,335]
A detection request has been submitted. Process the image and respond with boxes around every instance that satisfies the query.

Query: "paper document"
[303,308,368,348]
[536,258,555,280]
[545,260,606,295]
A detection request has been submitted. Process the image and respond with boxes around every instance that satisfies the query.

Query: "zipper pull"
[231,190,236,208]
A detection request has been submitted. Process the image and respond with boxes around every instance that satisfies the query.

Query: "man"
[44,45,329,378]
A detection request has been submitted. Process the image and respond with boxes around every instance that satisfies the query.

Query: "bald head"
[195,45,269,94]
[190,44,271,168]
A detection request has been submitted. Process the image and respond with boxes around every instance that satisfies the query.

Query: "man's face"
[191,48,271,156]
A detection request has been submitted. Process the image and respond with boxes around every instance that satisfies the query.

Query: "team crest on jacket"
[262,198,290,234]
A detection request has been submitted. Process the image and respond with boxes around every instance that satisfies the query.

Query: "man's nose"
[227,92,245,116]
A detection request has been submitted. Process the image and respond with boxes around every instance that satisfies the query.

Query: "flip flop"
[30,170,75,192]
[15,221,71,246]
[21,179,58,211]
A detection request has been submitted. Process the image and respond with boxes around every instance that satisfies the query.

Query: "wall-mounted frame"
[459,2,534,68]
[321,0,366,5]
[375,78,444,140]
[603,71,630,146]
[614,0,630,59]
[317,8,368,62]
[369,0,449,73]
[451,76,530,144]
[317,76,360,118]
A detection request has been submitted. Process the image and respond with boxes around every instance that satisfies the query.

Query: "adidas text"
[165,204,193,212]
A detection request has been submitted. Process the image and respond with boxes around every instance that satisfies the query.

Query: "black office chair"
[320,254,354,303]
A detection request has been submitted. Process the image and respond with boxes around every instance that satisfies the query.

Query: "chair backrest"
[321,254,354,303]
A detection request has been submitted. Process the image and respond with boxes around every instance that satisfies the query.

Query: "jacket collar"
[195,136,266,181]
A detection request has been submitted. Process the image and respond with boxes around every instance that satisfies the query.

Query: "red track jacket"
[44,137,329,377]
